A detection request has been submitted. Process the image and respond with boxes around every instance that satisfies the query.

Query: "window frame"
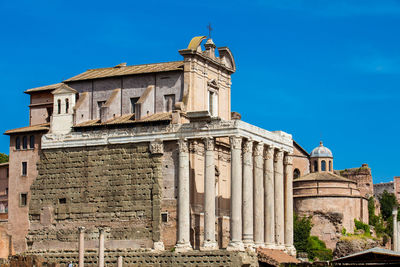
[29,135,35,149]
[20,193,28,207]
[21,162,27,176]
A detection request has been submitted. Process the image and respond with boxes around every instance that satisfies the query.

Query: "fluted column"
[227,136,244,251]
[242,139,254,247]
[175,139,192,251]
[254,143,264,246]
[284,154,296,255]
[202,137,218,250]
[78,227,85,267]
[98,228,104,267]
[264,146,275,248]
[274,149,285,249]
[394,208,398,251]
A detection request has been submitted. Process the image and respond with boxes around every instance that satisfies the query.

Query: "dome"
[310,141,333,158]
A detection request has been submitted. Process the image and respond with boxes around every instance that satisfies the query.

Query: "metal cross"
[207,23,213,38]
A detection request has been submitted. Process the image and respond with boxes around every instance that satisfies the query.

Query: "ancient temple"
[4,36,297,262]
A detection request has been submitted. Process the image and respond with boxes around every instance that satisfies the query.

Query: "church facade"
[5,36,297,258]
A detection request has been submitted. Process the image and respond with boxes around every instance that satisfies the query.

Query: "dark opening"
[20,193,27,206]
[59,198,67,204]
[65,98,69,113]
[321,160,326,171]
[130,97,140,113]
[293,168,301,179]
[29,135,35,149]
[22,136,27,149]
[22,162,27,176]
[161,212,168,222]
[57,99,61,114]
[314,161,318,172]
[15,137,20,150]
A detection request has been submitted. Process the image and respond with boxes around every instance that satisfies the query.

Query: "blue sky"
[0,0,399,182]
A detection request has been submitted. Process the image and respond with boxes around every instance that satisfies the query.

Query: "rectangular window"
[22,136,27,149]
[29,135,35,149]
[15,137,20,150]
[20,193,27,207]
[5,188,8,195]
[46,107,53,123]
[164,94,175,112]
[130,97,140,113]
[97,101,106,117]
[22,162,27,176]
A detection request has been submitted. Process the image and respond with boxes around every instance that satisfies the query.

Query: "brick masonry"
[27,143,162,250]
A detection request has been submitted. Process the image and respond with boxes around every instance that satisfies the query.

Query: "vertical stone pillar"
[253,143,264,246]
[242,139,254,247]
[98,228,105,267]
[175,138,192,251]
[202,137,218,250]
[264,146,275,248]
[78,227,85,267]
[117,256,123,267]
[227,136,244,251]
[284,154,296,256]
[393,208,398,252]
[274,150,285,249]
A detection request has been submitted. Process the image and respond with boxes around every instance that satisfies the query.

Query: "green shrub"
[341,227,347,235]
[307,236,333,261]
[0,153,8,164]
[354,219,370,236]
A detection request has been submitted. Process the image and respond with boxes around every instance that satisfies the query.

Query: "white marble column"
[227,136,244,251]
[175,139,192,251]
[393,208,398,252]
[284,154,296,256]
[117,256,123,267]
[202,137,218,250]
[264,146,275,248]
[98,228,104,267]
[78,227,85,267]
[242,139,254,247]
[253,143,264,247]
[274,149,285,249]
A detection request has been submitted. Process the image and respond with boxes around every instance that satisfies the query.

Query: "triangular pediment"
[52,83,77,95]
[207,79,219,89]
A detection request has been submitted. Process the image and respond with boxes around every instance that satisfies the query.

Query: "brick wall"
[27,143,162,251]
[338,165,374,198]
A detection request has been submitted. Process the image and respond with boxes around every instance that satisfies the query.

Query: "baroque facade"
[5,36,297,259]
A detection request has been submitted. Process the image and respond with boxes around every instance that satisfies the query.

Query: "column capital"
[274,149,284,162]
[254,143,264,157]
[264,146,274,160]
[230,136,242,150]
[178,139,189,153]
[150,140,164,155]
[243,139,253,153]
[78,226,85,233]
[203,137,215,151]
[99,227,105,234]
[284,154,293,165]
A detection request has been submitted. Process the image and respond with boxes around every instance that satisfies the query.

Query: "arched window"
[321,160,326,171]
[314,161,318,172]
[329,161,332,171]
[293,168,301,179]
[15,137,20,150]
[65,98,69,114]
[57,99,61,114]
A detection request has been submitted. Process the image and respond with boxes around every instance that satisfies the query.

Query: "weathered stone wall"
[27,143,162,251]
[337,164,374,198]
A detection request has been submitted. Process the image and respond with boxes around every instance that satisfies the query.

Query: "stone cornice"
[41,119,293,152]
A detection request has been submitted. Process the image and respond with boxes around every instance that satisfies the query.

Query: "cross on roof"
[207,23,213,38]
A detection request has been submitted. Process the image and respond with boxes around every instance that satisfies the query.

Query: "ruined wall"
[337,164,374,198]
[292,142,310,178]
[27,142,162,251]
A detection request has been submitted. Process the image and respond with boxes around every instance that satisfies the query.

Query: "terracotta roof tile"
[257,248,300,266]
[294,172,353,183]
[24,83,64,94]
[74,112,171,128]
[64,61,184,82]
[4,123,50,135]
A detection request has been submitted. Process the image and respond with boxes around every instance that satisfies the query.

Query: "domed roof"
[310,141,333,158]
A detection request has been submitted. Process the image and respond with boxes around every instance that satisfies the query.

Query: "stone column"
[284,154,296,256]
[274,150,285,249]
[227,136,244,251]
[264,146,275,248]
[202,137,218,250]
[393,208,398,252]
[117,256,123,267]
[242,139,254,247]
[175,139,192,251]
[253,143,264,246]
[78,227,85,267]
[98,228,105,267]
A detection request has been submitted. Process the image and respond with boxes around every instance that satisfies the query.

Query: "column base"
[200,241,218,251]
[226,240,245,251]
[153,241,165,251]
[285,245,297,256]
[254,242,265,248]
[275,244,286,250]
[174,242,192,252]
[243,240,255,251]
[264,242,278,249]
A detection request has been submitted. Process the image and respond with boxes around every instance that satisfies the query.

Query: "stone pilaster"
[274,149,285,249]
[253,143,264,246]
[98,228,105,267]
[284,154,296,256]
[202,137,218,250]
[242,139,254,247]
[227,136,244,251]
[175,139,192,252]
[78,227,85,267]
[264,146,275,248]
